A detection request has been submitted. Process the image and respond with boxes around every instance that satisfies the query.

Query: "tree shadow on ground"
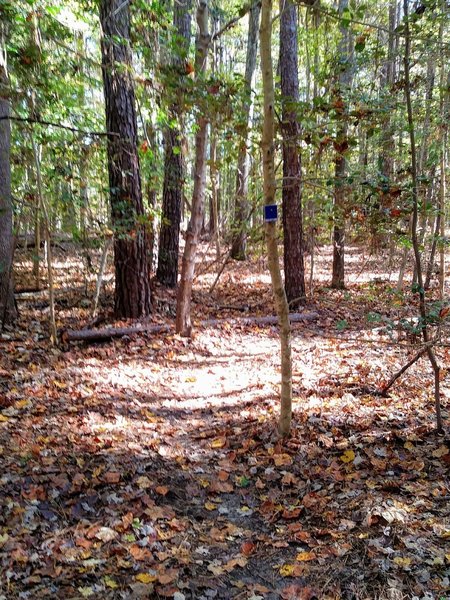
[1,308,450,599]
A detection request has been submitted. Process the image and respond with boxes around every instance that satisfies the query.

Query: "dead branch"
[61,311,318,344]
[380,341,434,397]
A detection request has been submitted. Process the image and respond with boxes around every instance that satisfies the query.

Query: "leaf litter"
[1,244,450,599]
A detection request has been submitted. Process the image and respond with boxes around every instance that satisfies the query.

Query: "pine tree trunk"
[0,26,16,326]
[176,0,210,336]
[260,0,293,437]
[280,0,305,307]
[157,0,192,287]
[230,0,260,260]
[99,0,151,318]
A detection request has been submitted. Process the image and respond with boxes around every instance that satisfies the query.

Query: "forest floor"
[1,242,450,600]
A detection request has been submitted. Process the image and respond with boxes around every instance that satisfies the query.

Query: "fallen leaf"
[103,471,121,483]
[281,585,317,600]
[241,541,256,556]
[296,551,316,562]
[157,568,179,584]
[104,576,118,589]
[136,476,152,489]
[136,573,157,584]
[432,445,449,458]
[279,564,295,577]
[340,449,355,463]
[78,587,94,598]
[95,527,118,542]
[393,556,412,568]
[274,453,293,466]
[211,437,226,449]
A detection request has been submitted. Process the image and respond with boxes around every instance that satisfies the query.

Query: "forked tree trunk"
[230,0,260,261]
[176,0,210,336]
[100,0,151,318]
[0,24,16,326]
[260,0,293,437]
[280,0,305,307]
[157,0,192,287]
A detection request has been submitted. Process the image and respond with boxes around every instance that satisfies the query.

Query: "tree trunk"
[209,128,221,258]
[230,0,260,260]
[99,0,151,318]
[403,0,442,433]
[438,2,448,299]
[331,0,352,289]
[176,0,210,336]
[280,0,305,307]
[157,0,192,287]
[260,0,293,437]
[0,24,16,326]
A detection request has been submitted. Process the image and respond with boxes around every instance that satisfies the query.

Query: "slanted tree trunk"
[331,0,352,289]
[260,0,293,437]
[99,0,151,318]
[0,23,16,326]
[403,0,442,433]
[230,0,260,260]
[176,0,210,336]
[157,0,192,287]
[280,0,305,307]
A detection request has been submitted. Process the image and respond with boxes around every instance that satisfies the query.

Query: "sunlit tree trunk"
[0,23,16,326]
[176,0,210,335]
[100,0,151,318]
[260,0,292,437]
[209,128,221,258]
[230,0,260,260]
[280,0,305,307]
[157,0,192,287]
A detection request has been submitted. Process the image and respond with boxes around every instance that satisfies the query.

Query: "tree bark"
[403,0,442,433]
[280,0,305,307]
[260,0,293,437]
[230,0,260,260]
[157,0,192,287]
[176,0,210,336]
[0,23,16,326]
[99,0,151,318]
[331,0,352,289]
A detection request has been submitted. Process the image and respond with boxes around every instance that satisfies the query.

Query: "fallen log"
[61,311,319,344]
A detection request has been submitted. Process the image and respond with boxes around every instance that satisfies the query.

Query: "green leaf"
[336,319,348,331]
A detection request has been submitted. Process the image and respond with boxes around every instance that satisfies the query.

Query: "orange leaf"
[282,507,302,520]
[155,485,169,496]
[296,551,316,562]
[121,512,134,529]
[241,541,256,556]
